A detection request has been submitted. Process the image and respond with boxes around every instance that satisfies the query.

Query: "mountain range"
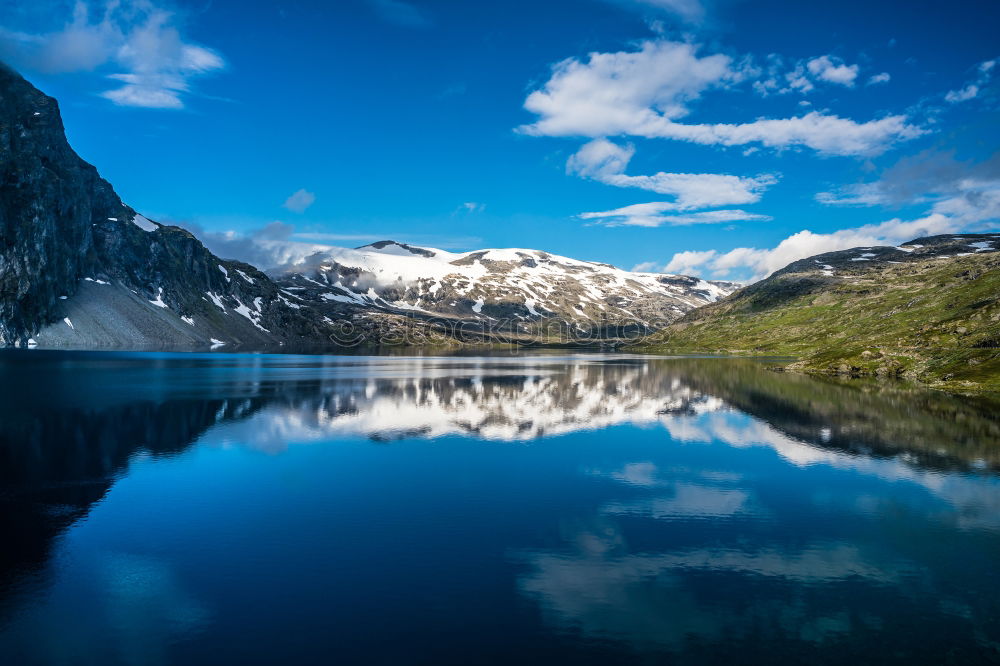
[270,241,735,341]
[0,64,735,349]
[1,63,998,392]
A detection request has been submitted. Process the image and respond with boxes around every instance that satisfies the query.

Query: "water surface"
[1,350,999,664]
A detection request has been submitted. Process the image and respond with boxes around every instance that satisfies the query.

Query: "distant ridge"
[632,234,1000,392]
[269,241,739,335]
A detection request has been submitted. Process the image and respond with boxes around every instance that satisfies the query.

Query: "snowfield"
[272,241,738,327]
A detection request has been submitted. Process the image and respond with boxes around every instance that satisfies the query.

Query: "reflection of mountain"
[662,358,1000,470]
[0,397,271,623]
[1,352,998,632]
[213,357,701,446]
[206,357,1000,472]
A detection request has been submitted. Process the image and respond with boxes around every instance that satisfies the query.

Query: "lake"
[1,350,999,665]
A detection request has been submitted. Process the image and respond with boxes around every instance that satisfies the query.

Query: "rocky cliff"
[0,63,330,348]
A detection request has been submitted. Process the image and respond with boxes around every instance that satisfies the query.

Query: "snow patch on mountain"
[131,214,157,232]
[271,240,739,328]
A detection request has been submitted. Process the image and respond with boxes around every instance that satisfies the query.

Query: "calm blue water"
[1,350,999,665]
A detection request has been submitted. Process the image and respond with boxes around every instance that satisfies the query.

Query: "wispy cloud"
[608,0,705,23]
[0,0,225,109]
[283,189,317,213]
[582,205,770,227]
[176,220,486,270]
[369,0,432,28]
[816,149,1000,207]
[177,221,314,269]
[944,58,996,104]
[568,138,777,210]
[636,150,1000,280]
[814,182,888,207]
[296,232,482,249]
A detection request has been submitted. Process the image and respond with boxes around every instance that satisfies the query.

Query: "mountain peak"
[357,240,438,258]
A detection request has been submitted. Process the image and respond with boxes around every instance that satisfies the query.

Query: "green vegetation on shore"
[631,251,1000,394]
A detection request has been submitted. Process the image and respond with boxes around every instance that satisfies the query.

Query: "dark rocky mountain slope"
[0,63,327,348]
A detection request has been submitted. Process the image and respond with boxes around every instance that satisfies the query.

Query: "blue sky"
[2,0,998,279]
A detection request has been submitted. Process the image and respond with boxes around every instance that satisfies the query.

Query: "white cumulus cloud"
[649,249,717,274]
[0,0,225,109]
[521,40,740,137]
[520,40,922,156]
[806,55,858,87]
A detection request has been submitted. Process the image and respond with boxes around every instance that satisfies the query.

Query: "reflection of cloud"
[0,550,210,665]
[603,483,750,519]
[4,354,1000,664]
[606,461,661,487]
[590,462,752,518]
[516,522,897,650]
[101,552,211,666]
[661,410,1000,530]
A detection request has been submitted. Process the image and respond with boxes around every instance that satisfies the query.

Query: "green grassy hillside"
[632,237,1000,394]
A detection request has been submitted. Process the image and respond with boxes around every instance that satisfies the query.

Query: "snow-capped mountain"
[272,241,739,333]
[0,64,734,349]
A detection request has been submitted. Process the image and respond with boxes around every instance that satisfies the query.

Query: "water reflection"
[0,351,998,663]
[517,443,1000,658]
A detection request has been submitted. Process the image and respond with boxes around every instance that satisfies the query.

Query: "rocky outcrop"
[0,63,327,347]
